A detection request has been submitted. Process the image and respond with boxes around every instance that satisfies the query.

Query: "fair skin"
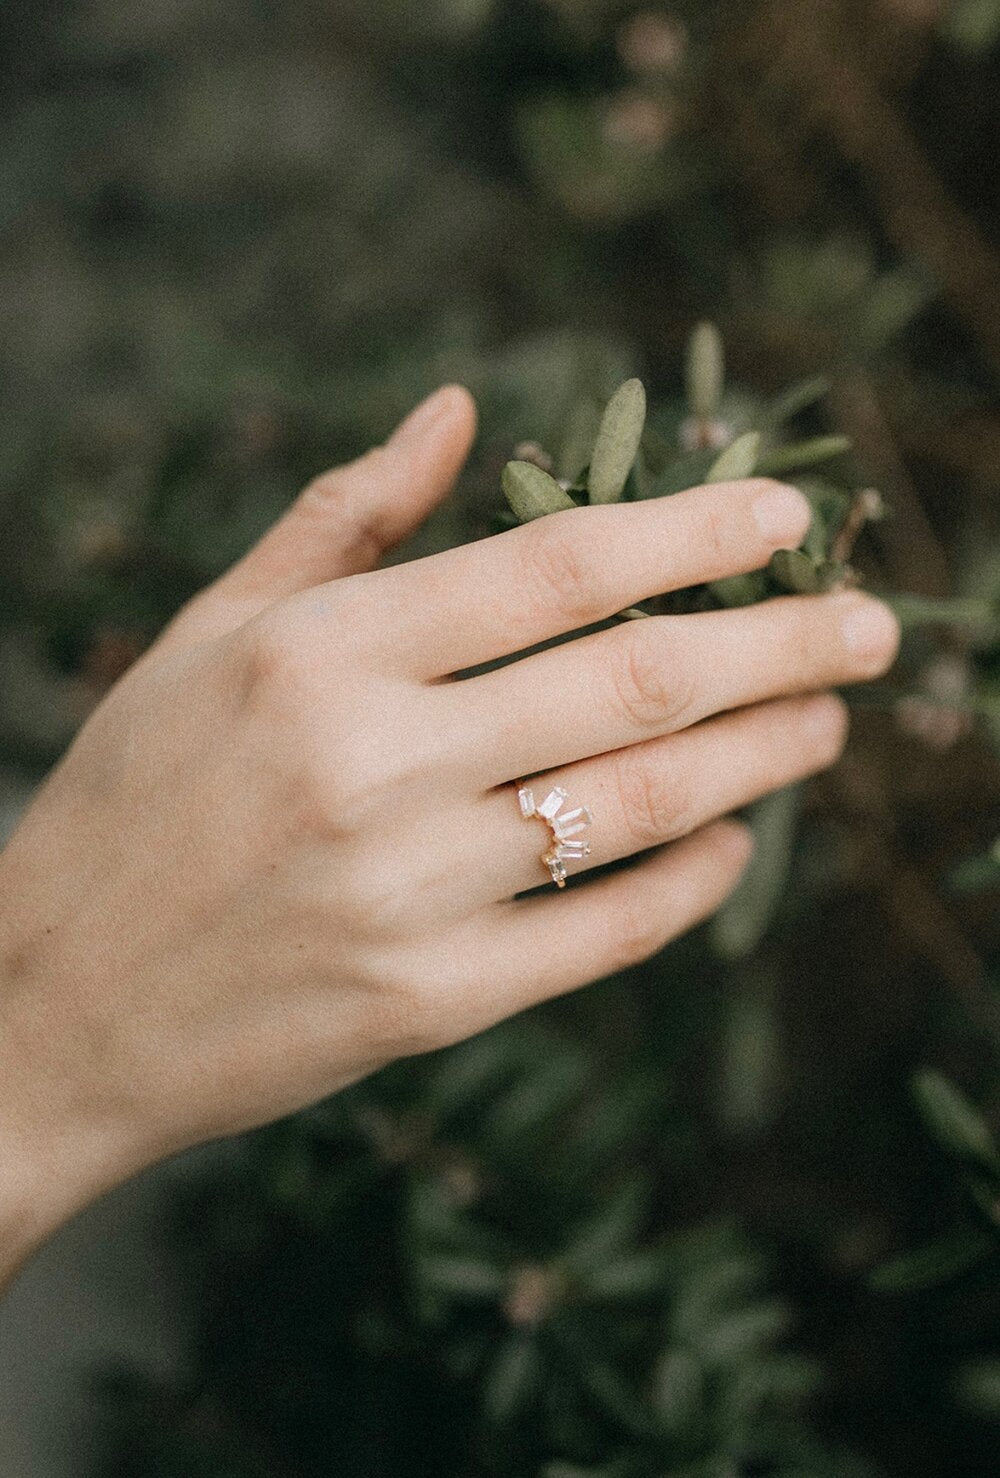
[0,385,900,1291]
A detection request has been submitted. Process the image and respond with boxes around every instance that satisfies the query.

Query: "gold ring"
[517,783,593,888]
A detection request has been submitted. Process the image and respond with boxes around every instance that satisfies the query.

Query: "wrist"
[0,834,139,1290]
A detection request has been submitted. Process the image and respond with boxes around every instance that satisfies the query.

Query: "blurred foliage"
[93,1021,879,1477]
[4,1,1000,1475]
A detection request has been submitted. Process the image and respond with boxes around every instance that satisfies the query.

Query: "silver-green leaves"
[706,431,760,483]
[768,548,824,594]
[686,321,724,421]
[503,375,649,521]
[587,378,647,504]
[502,460,577,522]
[768,548,844,595]
[756,434,850,477]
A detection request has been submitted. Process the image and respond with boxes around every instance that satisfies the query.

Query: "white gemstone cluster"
[517,784,593,888]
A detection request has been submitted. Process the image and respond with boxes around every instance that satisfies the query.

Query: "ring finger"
[456,589,898,787]
[465,691,848,903]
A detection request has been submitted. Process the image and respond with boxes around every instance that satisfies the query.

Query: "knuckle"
[608,626,695,733]
[303,444,388,508]
[237,611,313,706]
[234,616,383,835]
[298,741,395,840]
[522,517,602,625]
[294,760,367,840]
[614,749,692,848]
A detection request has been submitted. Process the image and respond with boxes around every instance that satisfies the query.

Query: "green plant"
[92,1019,880,1478]
[498,323,999,961]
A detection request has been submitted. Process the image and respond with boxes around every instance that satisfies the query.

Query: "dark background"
[3,2,1000,1474]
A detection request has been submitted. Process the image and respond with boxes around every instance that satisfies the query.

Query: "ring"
[517,783,593,888]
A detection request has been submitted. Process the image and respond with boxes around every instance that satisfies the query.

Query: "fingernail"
[752,483,812,543]
[838,592,901,669]
[389,386,457,447]
[801,692,849,746]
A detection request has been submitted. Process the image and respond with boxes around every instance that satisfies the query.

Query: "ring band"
[517,783,593,888]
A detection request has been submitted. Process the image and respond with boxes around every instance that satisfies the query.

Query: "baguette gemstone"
[518,782,593,888]
[537,786,569,820]
[554,839,590,859]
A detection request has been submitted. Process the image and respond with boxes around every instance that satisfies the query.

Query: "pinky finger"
[486,819,754,1021]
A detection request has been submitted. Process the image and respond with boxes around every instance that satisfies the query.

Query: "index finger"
[353,478,811,679]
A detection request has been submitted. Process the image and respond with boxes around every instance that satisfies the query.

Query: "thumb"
[227,383,478,596]
[153,384,477,654]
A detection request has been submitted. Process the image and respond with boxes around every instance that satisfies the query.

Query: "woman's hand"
[0,385,899,1281]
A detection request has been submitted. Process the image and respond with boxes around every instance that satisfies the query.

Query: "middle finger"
[455,589,899,786]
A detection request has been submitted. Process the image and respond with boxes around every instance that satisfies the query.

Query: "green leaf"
[560,1179,646,1278]
[815,559,848,590]
[947,0,1000,53]
[419,1253,507,1300]
[686,321,725,420]
[587,378,647,504]
[769,548,823,595]
[670,1252,767,1340]
[883,593,997,630]
[948,846,1000,896]
[485,1050,587,1144]
[761,375,830,430]
[856,268,932,354]
[696,1298,793,1363]
[868,1228,995,1292]
[502,461,577,523]
[717,962,781,1136]
[482,1334,542,1426]
[711,785,800,959]
[651,1347,704,1434]
[955,1359,1000,1417]
[769,549,844,594]
[707,431,760,482]
[756,435,851,476]
[912,1069,1000,1175]
[583,1250,670,1301]
[709,571,768,608]
[425,1031,521,1119]
[573,1351,653,1438]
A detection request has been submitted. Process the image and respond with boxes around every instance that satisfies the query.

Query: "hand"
[0,385,899,1280]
